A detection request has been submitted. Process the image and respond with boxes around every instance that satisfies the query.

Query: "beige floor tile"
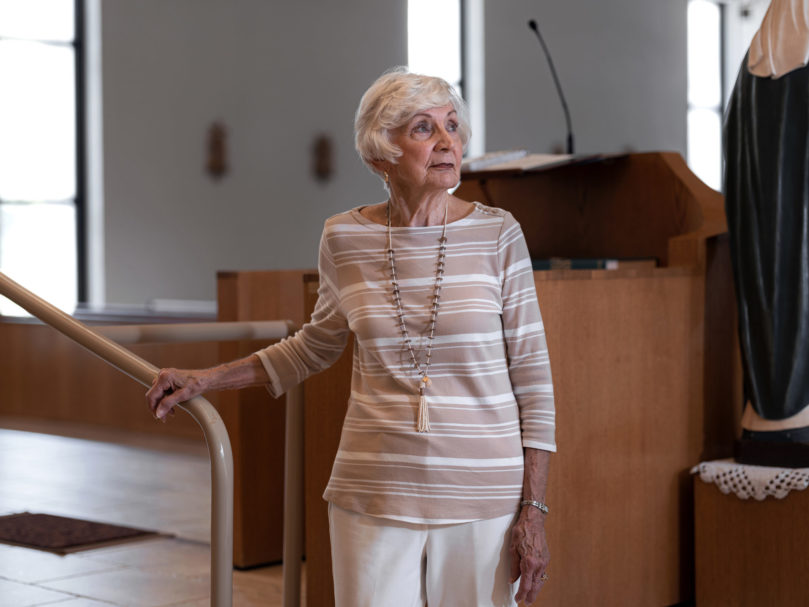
[0,578,76,607]
[0,494,37,516]
[164,522,209,545]
[78,538,210,580]
[231,574,283,607]
[0,543,120,584]
[37,600,115,607]
[0,419,208,457]
[0,426,298,607]
[232,565,308,607]
[41,569,209,607]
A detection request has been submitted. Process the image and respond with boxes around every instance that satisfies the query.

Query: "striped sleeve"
[254,222,350,397]
[498,213,556,452]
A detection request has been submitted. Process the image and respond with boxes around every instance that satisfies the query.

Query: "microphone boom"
[528,19,574,154]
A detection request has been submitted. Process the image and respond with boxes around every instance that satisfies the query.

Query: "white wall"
[484,0,687,155]
[99,0,687,306]
[101,0,405,305]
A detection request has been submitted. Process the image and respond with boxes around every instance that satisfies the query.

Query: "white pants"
[328,503,518,607]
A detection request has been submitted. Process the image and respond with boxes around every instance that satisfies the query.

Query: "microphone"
[528,19,574,154]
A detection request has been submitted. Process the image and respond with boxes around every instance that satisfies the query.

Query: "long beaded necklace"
[386,199,448,433]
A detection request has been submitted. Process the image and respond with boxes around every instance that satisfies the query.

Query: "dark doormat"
[0,512,167,554]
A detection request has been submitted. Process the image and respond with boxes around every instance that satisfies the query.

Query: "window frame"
[74,0,87,302]
[0,0,86,305]
[686,0,726,192]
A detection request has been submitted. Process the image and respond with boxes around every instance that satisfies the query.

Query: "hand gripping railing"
[0,271,304,607]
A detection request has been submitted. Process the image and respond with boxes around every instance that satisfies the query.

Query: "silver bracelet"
[520,499,549,514]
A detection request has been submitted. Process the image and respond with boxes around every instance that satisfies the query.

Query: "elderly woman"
[147,67,556,607]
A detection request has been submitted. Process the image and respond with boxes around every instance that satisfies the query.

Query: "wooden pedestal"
[216,269,312,568]
[694,478,809,606]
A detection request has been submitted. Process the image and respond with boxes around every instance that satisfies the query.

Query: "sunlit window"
[407,0,462,94]
[687,0,723,191]
[0,0,79,315]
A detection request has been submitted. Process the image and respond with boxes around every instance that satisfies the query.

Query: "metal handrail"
[94,320,304,607]
[0,272,304,607]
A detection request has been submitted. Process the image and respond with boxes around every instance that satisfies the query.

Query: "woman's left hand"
[510,504,550,605]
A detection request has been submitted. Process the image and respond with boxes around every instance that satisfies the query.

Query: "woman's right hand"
[146,368,209,421]
[146,355,268,421]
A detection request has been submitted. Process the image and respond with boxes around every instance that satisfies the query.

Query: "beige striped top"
[255,201,556,523]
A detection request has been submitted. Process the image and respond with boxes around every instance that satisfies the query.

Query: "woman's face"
[386,104,463,196]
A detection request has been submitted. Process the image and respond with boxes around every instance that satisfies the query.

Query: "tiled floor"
[0,421,299,606]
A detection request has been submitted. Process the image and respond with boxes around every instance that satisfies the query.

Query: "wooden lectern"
[216,152,742,605]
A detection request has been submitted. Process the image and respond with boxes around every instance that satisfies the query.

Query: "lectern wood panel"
[456,152,724,267]
[216,269,313,568]
[302,274,350,607]
[534,267,702,606]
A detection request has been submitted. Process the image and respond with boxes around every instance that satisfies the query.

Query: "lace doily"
[691,459,809,500]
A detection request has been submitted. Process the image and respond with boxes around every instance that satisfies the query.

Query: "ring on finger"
[539,572,549,582]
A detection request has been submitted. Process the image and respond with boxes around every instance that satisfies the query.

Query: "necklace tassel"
[417,392,431,433]
[388,200,446,434]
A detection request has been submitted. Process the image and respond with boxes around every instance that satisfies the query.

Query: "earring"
[383,170,390,186]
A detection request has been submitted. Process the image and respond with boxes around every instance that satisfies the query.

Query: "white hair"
[354,67,471,175]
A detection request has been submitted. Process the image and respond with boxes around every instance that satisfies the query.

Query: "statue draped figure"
[725,0,809,465]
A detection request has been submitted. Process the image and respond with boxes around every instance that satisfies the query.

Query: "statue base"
[735,433,809,468]
[736,403,809,467]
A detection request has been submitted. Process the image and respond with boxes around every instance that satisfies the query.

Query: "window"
[687,0,770,192]
[0,0,82,315]
[687,0,723,191]
[407,0,485,156]
[407,0,463,94]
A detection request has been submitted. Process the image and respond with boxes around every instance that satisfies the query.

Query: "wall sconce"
[206,122,228,180]
[312,134,333,182]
